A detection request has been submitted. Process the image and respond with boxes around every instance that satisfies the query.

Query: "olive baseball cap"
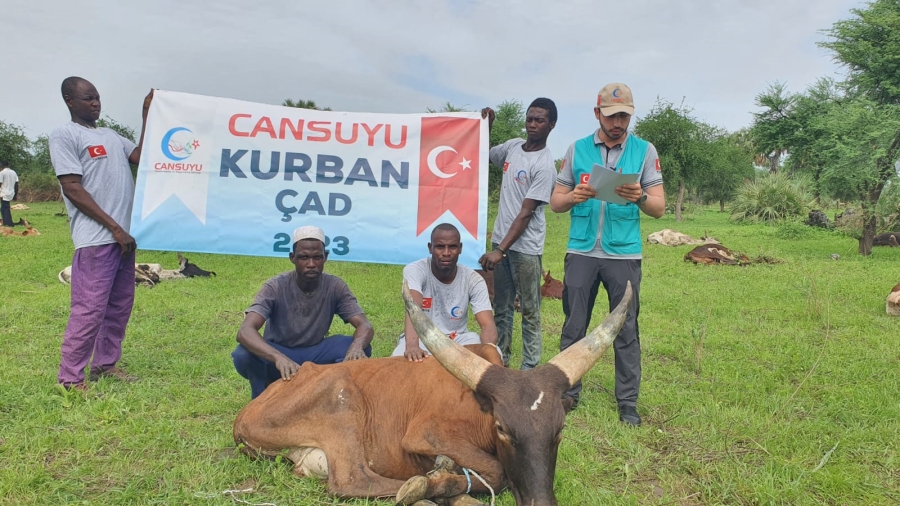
[596,83,634,116]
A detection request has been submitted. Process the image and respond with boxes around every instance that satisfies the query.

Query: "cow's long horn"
[402,280,491,390]
[547,281,632,387]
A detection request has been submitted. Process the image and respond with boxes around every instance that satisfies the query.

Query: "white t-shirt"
[403,258,492,337]
[0,168,18,201]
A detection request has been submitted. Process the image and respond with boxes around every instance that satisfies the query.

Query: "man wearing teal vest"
[550,83,665,426]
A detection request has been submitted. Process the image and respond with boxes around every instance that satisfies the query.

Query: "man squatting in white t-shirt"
[392,223,498,361]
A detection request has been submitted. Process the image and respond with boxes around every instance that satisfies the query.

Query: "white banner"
[131,91,489,267]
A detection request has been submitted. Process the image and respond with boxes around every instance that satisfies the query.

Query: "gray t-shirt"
[403,258,492,337]
[247,271,364,348]
[489,138,555,255]
[49,123,137,250]
[557,131,663,259]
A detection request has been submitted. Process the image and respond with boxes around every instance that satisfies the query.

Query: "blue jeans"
[232,335,371,399]
[492,244,543,369]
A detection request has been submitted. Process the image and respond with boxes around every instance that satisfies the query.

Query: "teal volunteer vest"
[568,133,649,255]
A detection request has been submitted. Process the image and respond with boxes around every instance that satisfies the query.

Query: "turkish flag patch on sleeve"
[88,145,108,158]
[421,298,433,309]
[655,158,661,172]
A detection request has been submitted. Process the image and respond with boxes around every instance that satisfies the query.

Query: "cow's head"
[403,281,631,506]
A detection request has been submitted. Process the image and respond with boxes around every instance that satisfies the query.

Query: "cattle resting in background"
[647,229,718,247]
[58,253,215,287]
[540,270,563,300]
[177,252,216,277]
[805,210,832,228]
[684,244,749,265]
[873,232,900,247]
[887,282,900,317]
[10,204,29,210]
[0,219,40,237]
[233,281,633,506]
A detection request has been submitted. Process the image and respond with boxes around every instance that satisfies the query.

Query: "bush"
[774,219,815,239]
[730,172,811,224]
[18,172,61,202]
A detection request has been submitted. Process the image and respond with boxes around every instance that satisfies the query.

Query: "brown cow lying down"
[58,253,215,286]
[887,282,900,317]
[873,232,900,247]
[11,204,29,210]
[233,281,632,505]
[0,219,40,236]
[684,244,749,265]
[647,229,718,246]
[541,270,563,299]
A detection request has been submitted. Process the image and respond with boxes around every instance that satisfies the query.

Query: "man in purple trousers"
[50,77,154,391]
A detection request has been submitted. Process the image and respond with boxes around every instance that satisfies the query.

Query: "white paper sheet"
[586,163,640,205]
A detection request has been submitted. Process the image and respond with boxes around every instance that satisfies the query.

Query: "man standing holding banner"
[478,98,557,370]
[51,77,153,391]
[550,83,664,425]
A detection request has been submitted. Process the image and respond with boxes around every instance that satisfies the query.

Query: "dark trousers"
[232,336,371,399]
[1,199,12,226]
[560,254,641,407]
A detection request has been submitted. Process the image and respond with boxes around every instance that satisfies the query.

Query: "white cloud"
[1,0,863,157]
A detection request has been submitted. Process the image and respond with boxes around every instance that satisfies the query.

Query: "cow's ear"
[472,391,494,415]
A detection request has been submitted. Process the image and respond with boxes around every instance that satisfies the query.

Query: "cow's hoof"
[412,501,438,506]
[396,475,429,505]
[448,494,487,506]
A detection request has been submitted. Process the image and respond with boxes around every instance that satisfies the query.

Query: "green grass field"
[1,202,898,505]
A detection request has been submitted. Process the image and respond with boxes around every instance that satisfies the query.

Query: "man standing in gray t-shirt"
[49,77,154,391]
[478,98,557,370]
[550,83,665,426]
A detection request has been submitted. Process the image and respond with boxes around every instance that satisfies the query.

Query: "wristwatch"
[636,190,648,206]
[495,247,508,258]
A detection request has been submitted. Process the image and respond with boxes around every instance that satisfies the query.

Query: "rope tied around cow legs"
[462,468,495,506]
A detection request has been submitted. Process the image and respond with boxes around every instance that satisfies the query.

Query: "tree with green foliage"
[634,99,710,221]
[819,0,900,254]
[282,99,331,111]
[751,82,797,173]
[0,120,33,173]
[698,133,757,212]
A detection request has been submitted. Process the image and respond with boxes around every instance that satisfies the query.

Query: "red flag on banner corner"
[417,117,480,238]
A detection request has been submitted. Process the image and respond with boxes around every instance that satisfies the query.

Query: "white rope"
[466,468,495,506]
[193,488,277,506]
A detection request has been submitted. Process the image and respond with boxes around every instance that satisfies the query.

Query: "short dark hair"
[61,76,89,99]
[0,160,8,167]
[430,223,460,242]
[528,97,558,124]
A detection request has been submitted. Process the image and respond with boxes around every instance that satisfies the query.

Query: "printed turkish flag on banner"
[417,117,480,238]
[88,145,107,158]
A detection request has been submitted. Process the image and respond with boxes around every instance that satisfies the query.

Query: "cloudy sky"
[1,0,862,157]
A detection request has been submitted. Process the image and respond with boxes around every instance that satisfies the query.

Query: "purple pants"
[58,243,136,386]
